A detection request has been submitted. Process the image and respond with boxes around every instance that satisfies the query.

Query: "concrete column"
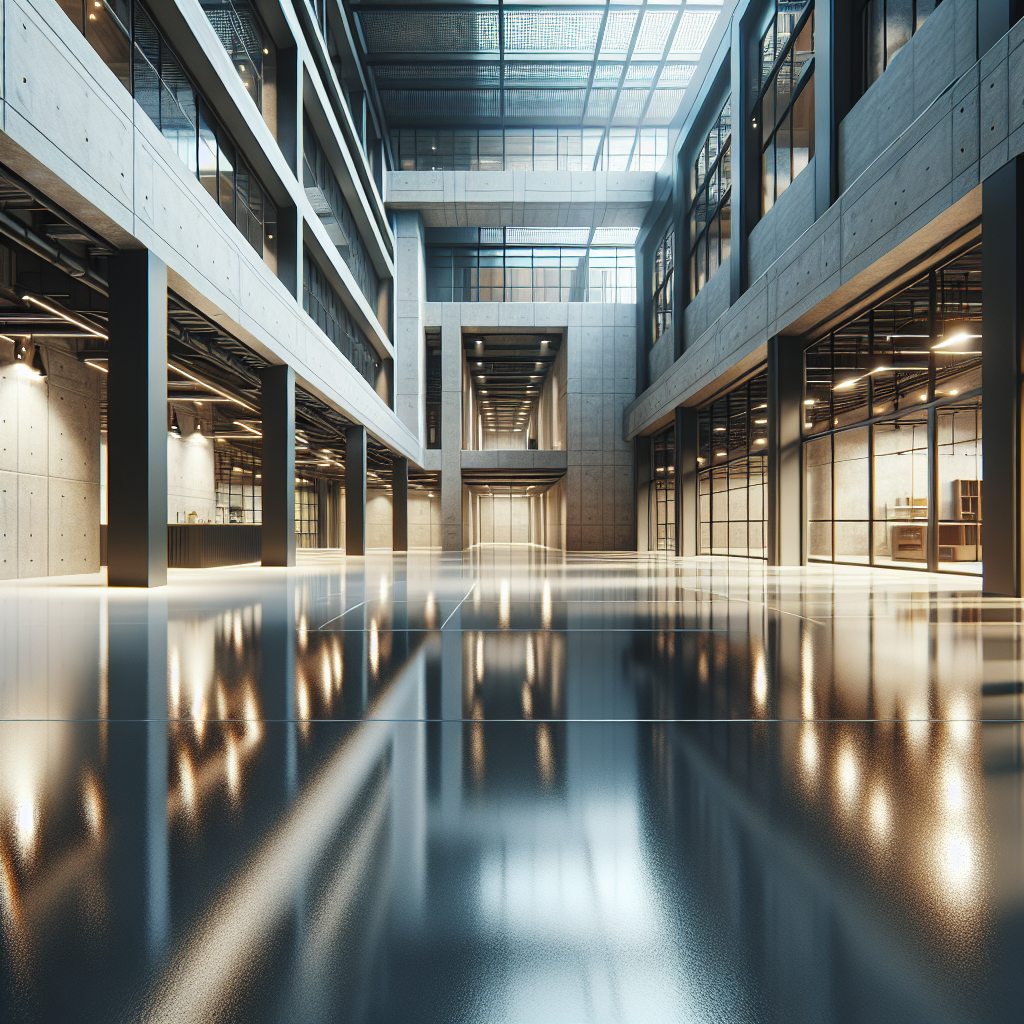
[730,10,750,304]
[675,406,698,557]
[767,336,803,566]
[440,307,463,550]
[982,157,1024,596]
[260,364,295,567]
[393,456,409,551]
[346,424,367,556]
[107,249,167,588]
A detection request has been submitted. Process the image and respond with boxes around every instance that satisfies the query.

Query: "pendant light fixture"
[31,344,46,378]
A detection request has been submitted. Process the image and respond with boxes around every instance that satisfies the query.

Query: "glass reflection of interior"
[804,243,981,574]
[697,370,768,559]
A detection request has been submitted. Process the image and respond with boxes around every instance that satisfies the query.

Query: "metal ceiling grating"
[671,10,720,55]
[594,63,624,83]
[598,10,640,55]
[506,227,591,245]
[633,9,679,56]
[352,1,725,136]
[380,89,501,120]
[645,88,687,120]
[357,11,499,52]
[373,63,501,84]
[504,89,586,121]
[502,10,604,53]
[592,226,640,245]
[613,88,647,120]
[504,62,591,83]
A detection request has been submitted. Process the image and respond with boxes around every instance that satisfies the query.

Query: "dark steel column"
[393,455,409,552]
[675,406,698,557]
[107,249,167,588]
[768,336,803,566]
[983,158,1024,595]
[346,424,367,556]
[316,478,328,548]
[260,364,295,567]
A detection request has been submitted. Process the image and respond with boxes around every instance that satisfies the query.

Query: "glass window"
[802,242,981,575]
[697,370,769,559]
[689,97,732,299]
[757,2,814,218]
[651,427,676,552]
[653,227,674,345]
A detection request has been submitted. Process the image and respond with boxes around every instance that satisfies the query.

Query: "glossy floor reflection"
[1,551,1022,1022]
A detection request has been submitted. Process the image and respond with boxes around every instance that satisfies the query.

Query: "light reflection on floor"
[0,550,1021,1023]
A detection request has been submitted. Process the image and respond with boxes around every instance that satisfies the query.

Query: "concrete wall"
[681,255,731,353]
[566,305,636,550]
[747,160,816,283]
[167,405,215,523]
[430,301,635,550]
[626,8,1024,441]
[315,486,441,549]
[386,171,656,228]
[393,212,426,442]
[838,0,977,193]
[0,345,101,579]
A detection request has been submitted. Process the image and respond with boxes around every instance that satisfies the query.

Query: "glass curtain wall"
[757,1,815,217]
[689,97,732,298]
[56,1,279,270]
[303,112,381,309]
[426,246,635,303]
[390,127,669,171]
[804,244,981,574]
[302,249,381,387]
[651,427,676,552]
[697,371,769,558]
[652,227,674,345]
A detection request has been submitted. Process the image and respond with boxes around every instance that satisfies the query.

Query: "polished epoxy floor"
[0,550,1021,1023]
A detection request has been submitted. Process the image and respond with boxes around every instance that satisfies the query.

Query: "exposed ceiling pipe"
[0,209,108,296]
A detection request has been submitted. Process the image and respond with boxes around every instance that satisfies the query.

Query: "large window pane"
[937,400,982,574]
[833,426,869,563]
[873,416,928,567]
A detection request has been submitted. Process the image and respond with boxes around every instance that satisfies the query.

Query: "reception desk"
[167,524,262,568]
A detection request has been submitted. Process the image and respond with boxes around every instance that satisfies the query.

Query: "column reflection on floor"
[0,555,1021,1022]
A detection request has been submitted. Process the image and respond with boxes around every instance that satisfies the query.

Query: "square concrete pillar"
[393,456,409,551]
[261,364,295,567]
[983,157,1024,596]
[346,424,367,555]
[107,249,167,588]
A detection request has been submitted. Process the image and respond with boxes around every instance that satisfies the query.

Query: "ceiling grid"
[346,0,724,141]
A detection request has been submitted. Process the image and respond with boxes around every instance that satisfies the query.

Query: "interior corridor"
[1,553,1021,1022]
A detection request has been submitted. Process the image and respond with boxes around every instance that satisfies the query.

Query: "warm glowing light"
[536,722,554,787]
[521,681,533,719]
[752,650,767,712]
[369,620,380,676]
[380,577,388,603]
[541,581,552,628]
[499,580,511,628]
[424,592,437,628]
[868,786,890,839]
[800,726,818,774]
[476,634,485,683]
[14,799,35,857]
[836,743,859,811]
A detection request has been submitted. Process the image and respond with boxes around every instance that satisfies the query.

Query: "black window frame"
[652,226,674,346]
[755,1,816,218]
[688,96,732,300]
